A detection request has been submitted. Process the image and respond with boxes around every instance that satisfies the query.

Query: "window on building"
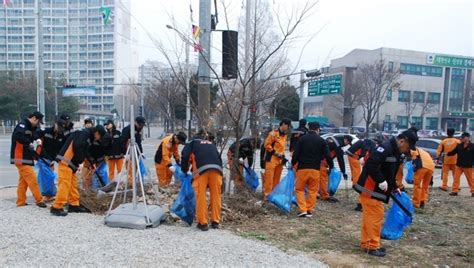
[449,68,465,112]
[469,119,474,131]
[413,91,425,103]
[397,116,409,129]
[400,63,443,77]
[411,116,423,129]
[385,115,391,122]
[388,61,394,72]
[386,89,392,101]
[426,117,439,130]
[398,90,410,102]
[427,93,441,104]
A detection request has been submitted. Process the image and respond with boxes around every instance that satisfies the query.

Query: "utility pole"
[185,37,191,139]
[299,70,305,119]
[197,0,211,128]
[54,80,58,117]
[140,65,144,117]
[36,0,45,117]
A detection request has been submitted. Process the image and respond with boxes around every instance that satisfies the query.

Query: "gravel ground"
[0,199,326,267]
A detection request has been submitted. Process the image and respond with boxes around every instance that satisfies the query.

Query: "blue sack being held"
[381,192,415,240]
[92,162,110,190]
[37,160,57,197]
[171,174,196,225]
[328,168,342,196]
[173,164,186,184]
[268,169,295,213]
[244,166,259,192]
[404,161,414,184]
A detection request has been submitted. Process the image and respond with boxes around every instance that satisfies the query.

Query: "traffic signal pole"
[298,69,305,120]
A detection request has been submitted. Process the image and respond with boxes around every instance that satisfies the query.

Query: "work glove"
[343,173,348,180]
[169,165,176,173]
[359,158,365,166]
[125,154,130,161]
[378,181,388,191]
[36,139,42,146]
[238,159,244,165]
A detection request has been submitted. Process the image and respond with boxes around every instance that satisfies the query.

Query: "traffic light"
[305,70,322,78]
[63,84,77,88]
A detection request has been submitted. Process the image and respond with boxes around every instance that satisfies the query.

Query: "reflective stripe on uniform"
[385,157,397,163]
[354,183,387,200]
[56,155,77,171]
[10,158,34,165]
[193,164,223,178]
[44,133,54,139]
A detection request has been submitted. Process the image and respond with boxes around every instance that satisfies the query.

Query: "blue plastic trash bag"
[244,166,259,192]
[139,159,147,176]
[381,192,415,240]
[173,164,186,184]
[404,161,414,184]
[171,174,196,225]
[92,162,110,190]
[268,169,295,213]
[37,160,57,197]
[328,169,342,196]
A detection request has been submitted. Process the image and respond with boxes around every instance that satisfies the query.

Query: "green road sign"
[449,112,474,118]
[307,74,343,97]
[427,54,474,69]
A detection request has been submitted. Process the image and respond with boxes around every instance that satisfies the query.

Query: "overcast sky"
[130,0,473,72]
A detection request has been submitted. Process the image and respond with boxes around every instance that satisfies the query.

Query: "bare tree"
[354,60,401,134]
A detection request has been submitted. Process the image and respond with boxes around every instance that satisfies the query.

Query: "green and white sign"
[449,112,474,118]
[308,74,343,97]
[427,54,474,69]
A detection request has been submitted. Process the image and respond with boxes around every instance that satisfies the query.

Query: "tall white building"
[0,0,134,114]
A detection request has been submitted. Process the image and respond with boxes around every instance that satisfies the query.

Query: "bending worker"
[436,128,460,191]
[181,129,223,231]
[410,146,435,208]
[154,131,187,187]
[262,119,291,199]
[10,111,46,208]
[291,122,334,218]
[319,137,347,202]
[353,128,417,257]
[51,125,106,216]
[227,137,258,189]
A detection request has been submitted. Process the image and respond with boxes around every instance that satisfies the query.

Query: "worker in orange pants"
[10,112,46,208]
[319,163,331,201]
[411,147,435,208]
[262,119,290,199]
[436,128,460,191]
[447,132,474,196]
[154,132,187,187]
[108,158,124,180]
[51,126,106,216]
[104,119,125,181]
[359,195,384,250]
[292,122,333,217]
[181,129,223,231]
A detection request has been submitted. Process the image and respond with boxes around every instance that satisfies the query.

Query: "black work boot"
[366,248,386,257]
[50,207,68,216]
[68,204,91,213]
[449,192,458,196]
[197,223,209,231]
[420,202,425,209]
[354,203,363,212]
[36,202,47,208]
[211,222,219,229]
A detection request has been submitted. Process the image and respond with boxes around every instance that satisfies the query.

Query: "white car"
[321,133,359,152]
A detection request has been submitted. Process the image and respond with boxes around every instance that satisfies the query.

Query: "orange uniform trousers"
[319,165,330,200]
[441,164,456,190]
[348,156,362,185]
[108,158,124,181]
[452,167,474,193]
[156,162,173,187]
[360,195,384,250]
[15,164,43,206]
[192,170,223,225]
[412,167,433,208]
[263,158,283,199]
[295,169,320,213]
[52,163,80,209]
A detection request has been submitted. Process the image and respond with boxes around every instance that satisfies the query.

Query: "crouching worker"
[411,147,435,208]
[227,137,257,189]
[51,125,106,216]
[155,132,187,187]
[181,130,223,231]
[11,111,46,208]
[291,122,334,218]
[353,128,416,257]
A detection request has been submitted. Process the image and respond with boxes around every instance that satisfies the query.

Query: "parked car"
[418,129,439,138]
[416,138,443,168]
[321,133,359,152]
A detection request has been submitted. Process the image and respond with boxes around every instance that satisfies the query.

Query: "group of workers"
[10,112,474,254]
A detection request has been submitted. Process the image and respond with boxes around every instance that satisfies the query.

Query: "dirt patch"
[221,188,474,267]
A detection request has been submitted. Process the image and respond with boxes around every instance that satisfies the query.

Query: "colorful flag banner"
[193,43,203,52]
[192,24,201,39]
[100,6,111,25]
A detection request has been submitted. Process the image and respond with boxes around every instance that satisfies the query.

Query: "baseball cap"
[29,111,44,124]
[308,122,320,130]
[135,116,146,125]
[176,131,187,143]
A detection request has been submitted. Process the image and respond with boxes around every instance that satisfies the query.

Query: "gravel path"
[0,199,326,267]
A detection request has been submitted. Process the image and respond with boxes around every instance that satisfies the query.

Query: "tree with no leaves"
[353,60,401,134]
